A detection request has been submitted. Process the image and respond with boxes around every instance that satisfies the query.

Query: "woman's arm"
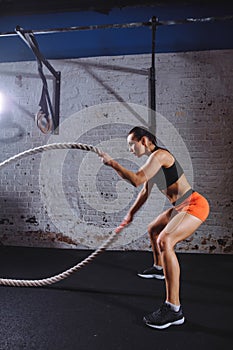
[128,181,153,217]
[100,150,165,187]
[116,181,153,232]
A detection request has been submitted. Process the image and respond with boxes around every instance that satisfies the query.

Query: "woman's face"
[127,133,144,157]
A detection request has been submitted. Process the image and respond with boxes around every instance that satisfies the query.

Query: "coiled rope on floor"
[0,142,120,287]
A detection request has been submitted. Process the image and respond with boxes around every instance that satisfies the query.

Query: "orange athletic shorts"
[173,190,210,222]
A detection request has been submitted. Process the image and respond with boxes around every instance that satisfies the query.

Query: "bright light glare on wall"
[0,92,4,114]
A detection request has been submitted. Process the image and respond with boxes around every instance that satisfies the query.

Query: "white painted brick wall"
[0,49,232,253]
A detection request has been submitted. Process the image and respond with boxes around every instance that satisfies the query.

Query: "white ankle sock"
[153,264,163,270]
[165,301,180,312]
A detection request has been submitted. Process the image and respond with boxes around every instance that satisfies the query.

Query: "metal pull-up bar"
[0,13,232,135]
[0,15,232,37]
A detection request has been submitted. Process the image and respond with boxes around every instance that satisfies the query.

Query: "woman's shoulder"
[151,147,174,166]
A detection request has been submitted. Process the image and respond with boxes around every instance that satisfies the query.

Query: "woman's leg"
[148,208,175,266]
[157,212,203,305]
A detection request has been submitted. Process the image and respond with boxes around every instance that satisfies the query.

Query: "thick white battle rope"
[0,142,120,287]
[0,142,102,169]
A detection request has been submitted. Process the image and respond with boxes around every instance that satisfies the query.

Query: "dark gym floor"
[0,246,232,350]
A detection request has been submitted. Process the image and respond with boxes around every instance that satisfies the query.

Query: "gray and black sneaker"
[143,303,185,329]
[137,266,165,280]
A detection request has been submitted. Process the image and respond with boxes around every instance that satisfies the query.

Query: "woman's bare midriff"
[161,174,192,204]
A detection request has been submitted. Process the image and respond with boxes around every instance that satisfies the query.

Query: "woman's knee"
[147,222,162,238]
[147,222,155,235]
[147,212,169,236]
[157,232,174,252]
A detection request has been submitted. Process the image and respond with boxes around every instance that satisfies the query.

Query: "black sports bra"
[151,148,184,190]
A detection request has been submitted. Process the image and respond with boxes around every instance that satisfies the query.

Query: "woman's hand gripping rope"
[114,213,133,233]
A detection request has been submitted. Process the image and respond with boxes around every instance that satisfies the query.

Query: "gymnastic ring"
[35,110,53,134]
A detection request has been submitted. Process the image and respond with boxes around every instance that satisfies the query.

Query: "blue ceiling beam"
[0,4,233,62]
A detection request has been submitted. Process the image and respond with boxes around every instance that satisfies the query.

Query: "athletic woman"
[99,126,209,330]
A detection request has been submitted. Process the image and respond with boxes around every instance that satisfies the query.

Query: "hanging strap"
[15,26,60,134]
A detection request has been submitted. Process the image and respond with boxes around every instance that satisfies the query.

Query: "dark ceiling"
[0,0,228,16]
[0,0,232,62]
